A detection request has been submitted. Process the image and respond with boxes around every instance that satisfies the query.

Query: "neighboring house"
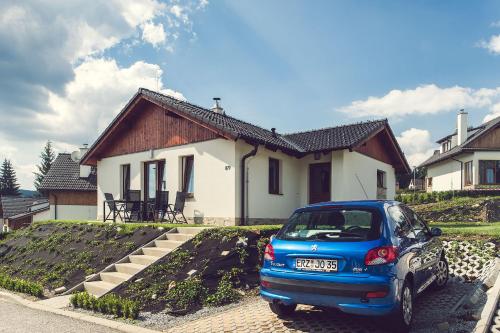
[0,196,49,231]
[408,178,425,191]
[39,149,97,220]
[81,88,410,225]
[420,111,500,192]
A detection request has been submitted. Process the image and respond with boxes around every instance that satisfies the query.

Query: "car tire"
[269,302,297,317]
[387,280,413,333]
[431,256,449,290]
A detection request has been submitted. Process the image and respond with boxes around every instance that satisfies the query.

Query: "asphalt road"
[0,296,120,333]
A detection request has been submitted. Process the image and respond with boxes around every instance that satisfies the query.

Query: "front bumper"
[260,270,400,316]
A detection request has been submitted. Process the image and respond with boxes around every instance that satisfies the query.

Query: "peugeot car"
[260,200,448,333]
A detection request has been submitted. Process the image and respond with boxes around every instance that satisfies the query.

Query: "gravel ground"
[0,296,119,333]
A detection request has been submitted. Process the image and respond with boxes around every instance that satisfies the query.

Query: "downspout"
[240,145,258,226]
[53,194,58,220]
[451,158,463,190]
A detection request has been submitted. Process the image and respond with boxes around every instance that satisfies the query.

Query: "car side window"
[387,205,413,238]
[401,205,431,240]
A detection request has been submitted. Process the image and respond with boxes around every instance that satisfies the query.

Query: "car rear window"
[276,208,382,242]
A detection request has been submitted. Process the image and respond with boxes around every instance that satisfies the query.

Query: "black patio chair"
[123,190,142,222]
[167,191,188,224]
[103,193,125,222]
[153,190,169,222]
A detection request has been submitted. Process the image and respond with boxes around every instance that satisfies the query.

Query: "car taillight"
[365,246,398,266]
[365,291,388,298]
[264,243,275,261]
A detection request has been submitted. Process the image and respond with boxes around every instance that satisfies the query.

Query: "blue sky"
[1,0,500,189]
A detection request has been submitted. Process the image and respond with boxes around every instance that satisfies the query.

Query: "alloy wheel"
[402,286,412,326]
[436,260,448,286]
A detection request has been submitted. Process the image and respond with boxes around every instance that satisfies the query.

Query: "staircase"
[66,227,206,297]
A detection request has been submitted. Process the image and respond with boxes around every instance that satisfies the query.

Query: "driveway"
[0,295,119,333]
[168,281,472,333]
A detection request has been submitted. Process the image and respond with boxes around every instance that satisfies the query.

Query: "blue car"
[260,200,448,333]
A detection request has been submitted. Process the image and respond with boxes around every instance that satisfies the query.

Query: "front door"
[309,163,331,204]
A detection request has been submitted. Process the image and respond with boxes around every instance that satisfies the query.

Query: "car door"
[401,205,440,293]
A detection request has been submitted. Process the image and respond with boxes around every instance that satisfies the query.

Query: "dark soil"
[114,228,274,313]
[412,198,500,222]
[0,223,164,291]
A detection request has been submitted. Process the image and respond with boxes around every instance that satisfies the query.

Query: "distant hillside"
[19,189,40,198]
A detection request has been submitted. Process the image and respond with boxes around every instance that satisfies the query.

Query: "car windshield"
[276,208,382,242]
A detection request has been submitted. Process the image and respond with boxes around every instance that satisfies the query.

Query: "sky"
[1,0,500,190]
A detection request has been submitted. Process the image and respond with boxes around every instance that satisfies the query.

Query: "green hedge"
[395,190,500,204]
[70,291,139,319]
[0,273,43,297]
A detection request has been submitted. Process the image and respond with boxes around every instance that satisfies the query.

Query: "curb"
[0,291,162,333]
[473,260,500,333]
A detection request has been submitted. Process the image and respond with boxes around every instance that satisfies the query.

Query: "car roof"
[298,200,400,211]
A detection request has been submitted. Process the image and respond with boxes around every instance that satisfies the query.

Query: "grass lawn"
[430,222,500,241]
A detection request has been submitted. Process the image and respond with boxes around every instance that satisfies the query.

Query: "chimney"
[79,143,89,157]
[457,110,468,146]
[271,128,277,137]
[79,143,91,178]
[211,97,225,115]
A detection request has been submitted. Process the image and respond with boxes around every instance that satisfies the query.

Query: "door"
[309,163,331,204]
[144,160,165,202]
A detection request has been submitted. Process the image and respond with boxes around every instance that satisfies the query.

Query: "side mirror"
[430,227,442,237]
[270,234,276,242]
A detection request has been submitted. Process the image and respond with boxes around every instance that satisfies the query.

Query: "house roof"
[81,88,410,173]
[420,115,500,167]
[39,153,97,191]
[0,197,48,219]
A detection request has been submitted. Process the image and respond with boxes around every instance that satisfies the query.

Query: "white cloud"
[142,21,167,47]
[478,34,500,55]
[338,84,500,118]
[396,128,436,167]
[484,103,500,122]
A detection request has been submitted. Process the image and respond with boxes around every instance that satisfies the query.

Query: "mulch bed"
[0,223,164,292]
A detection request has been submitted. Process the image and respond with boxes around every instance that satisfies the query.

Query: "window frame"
[479,160,500,185]
[181,155,194,195]
[464,161,473,186]
[120,164,131,199]
[377,170,386,189]
[268,157,282,195]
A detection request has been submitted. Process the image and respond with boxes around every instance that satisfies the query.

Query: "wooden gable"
[92,99,221,162]
[354,128,405,171]
[467,124,500,149]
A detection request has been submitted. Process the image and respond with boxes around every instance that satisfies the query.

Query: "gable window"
[479,160,500,185]
[121,164,130,199]
[269,158,282,195]
[181,155,194,194]
[464,161,473,186]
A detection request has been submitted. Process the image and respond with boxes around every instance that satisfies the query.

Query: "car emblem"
[311,244,318,252]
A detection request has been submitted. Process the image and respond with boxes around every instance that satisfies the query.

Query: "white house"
[80,88,410,225]
[420,111,500,192]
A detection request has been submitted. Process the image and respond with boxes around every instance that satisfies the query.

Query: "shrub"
[395,189,500,205]
[204,273,241,307]
[165,278,207,312]
[0,273,43,297]
[70,291,139,319]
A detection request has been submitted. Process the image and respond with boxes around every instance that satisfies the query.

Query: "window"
[464,161,473,186]
[181,155,194,193]
[441,140,451,152]
[144,160,165,201]
[427,177,433,188]
[276,208,382,242]
[377,170,386,189]
[268,158,281,195]
[388,205,413,237]
[479,160,500,185]
[401,205,431,240]
[121,164,130,199]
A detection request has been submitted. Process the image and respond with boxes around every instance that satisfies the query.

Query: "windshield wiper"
[308,232,364,240]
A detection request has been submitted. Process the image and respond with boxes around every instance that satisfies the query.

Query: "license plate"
[295,258,338,272]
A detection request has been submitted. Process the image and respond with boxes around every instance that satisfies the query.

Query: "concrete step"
[154,239,184,249]
[129,254,159,265]
[99,271,132,284]
[178,227,207,235]
[142,247,172,257]
[84,281,117,297]
[165,233,193,242]
[114,262,145,275]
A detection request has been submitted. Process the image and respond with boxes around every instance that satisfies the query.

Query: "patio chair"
[123,190,142,222]
[153,190,169,222]
[167,191,188,224]
[104,193,125,222]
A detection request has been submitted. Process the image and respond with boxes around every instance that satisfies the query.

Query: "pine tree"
[34,141,56,191]
[0,159,20,196]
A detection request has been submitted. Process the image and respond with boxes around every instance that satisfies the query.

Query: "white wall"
[33,209,50,222]
[97,138,238,223]
[49,205,97,221]
[426,153,478,192]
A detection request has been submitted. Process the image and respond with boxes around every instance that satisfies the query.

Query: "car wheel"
[387,280,413,333]
[431,257,449,290]
[269,302,297,317]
